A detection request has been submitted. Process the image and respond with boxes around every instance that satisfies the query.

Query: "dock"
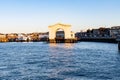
[48,38,77,43]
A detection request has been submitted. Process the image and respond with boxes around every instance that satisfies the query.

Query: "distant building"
[17,33,28,41]
[75,32,87,38]
[75,27,111,39]
[110,26,120,38]
[39,32,49,41]
[6,33,18,42]
[0,34,8,42]
[111,26,120,29]
[92,29,100,37]
[39,32,49,39]
[98,28,110,37]
[87,28,110,38]
[0,34,6,38]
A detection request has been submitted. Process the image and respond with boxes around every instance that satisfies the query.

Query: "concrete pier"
[49,39,77,43]
[116,37,120,50]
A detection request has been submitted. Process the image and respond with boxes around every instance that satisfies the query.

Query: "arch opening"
[55,28,65,39]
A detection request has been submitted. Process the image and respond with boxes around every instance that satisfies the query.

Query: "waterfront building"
[39,32,49,39]
[17,33,28,41]
[38,32,49,41]
[98,28,110,38]
[75,32,87,39]
[110,26,120,38]
[0,34,8,42]
[75,27,111,39]
[92,29,100,37]
[6,33,18,42]
[48,23,76,43]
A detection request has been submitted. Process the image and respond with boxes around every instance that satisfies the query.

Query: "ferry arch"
[48,23,76,43]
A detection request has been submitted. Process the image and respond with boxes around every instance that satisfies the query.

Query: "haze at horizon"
[0,0,120,33]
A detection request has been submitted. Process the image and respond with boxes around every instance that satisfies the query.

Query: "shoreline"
[0,38,118,43]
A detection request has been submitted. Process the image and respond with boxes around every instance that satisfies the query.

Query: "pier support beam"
[118,41,120,50]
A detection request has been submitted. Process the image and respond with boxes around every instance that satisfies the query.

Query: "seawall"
[78,38,117,43]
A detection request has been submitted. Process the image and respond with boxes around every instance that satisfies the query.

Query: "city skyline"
[0,0,120,33]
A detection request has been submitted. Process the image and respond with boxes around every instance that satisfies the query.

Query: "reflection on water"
[49,43,57,47]
[64,43,74,49]
[48,43,75,80]
[0,42,120,80]
[49,43,74,49]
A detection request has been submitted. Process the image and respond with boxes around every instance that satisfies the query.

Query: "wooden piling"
[118,41,120,50]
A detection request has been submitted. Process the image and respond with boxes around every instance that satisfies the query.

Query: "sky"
[0,0,120,33]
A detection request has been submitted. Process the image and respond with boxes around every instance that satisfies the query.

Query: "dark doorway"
[55,29,65,43]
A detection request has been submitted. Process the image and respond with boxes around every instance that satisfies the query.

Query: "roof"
[48,23,71,28]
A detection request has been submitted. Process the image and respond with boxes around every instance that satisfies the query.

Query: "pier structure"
[48,23,77,43]
[116,37,120,50]
[118,41,120,50]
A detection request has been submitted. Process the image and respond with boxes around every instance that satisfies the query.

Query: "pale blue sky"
[0,0,120,33]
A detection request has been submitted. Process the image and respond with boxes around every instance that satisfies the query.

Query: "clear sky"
[0,0,120,33]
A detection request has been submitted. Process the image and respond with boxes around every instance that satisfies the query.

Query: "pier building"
[48,23,77,43]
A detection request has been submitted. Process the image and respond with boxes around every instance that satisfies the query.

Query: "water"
[0,42,120,80]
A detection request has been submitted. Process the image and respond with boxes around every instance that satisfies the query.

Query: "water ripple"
[0,42,120,80]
